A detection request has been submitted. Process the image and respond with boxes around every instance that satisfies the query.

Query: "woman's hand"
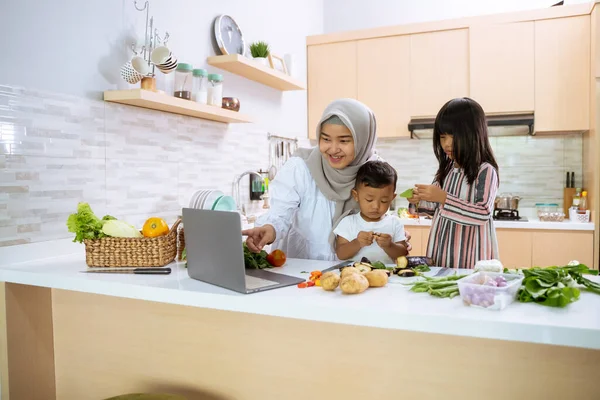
[415,184,447,204]
[242,224,276,253]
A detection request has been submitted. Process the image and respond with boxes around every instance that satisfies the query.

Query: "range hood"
[408,113,534,139]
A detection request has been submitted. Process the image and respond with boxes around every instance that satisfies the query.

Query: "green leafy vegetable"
[507,263,599,308]
[413,265,431,273]
[66,202,116,243]
[398,188,414,198]
[370,261,387,270]
[243,242,271,269]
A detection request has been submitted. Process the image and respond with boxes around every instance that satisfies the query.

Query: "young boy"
[334,161,408,264]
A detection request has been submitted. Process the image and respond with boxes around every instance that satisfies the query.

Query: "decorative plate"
[213,15,245,56]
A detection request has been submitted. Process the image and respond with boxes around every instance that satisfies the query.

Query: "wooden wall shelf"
[103,89,253,124]
[207,54,305,91]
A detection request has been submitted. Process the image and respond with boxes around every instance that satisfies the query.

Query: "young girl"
[408,97,499,269]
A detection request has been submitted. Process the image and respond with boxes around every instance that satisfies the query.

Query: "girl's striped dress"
[413,163,499,269]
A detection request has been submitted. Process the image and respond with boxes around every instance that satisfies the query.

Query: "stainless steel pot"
[495,194,521,210]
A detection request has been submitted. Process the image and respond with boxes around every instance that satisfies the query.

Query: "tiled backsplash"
[0,85,280,246]
[377,134,583,212]
[0,85,584,246]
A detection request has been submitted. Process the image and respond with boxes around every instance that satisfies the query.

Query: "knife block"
[563,188,576,215]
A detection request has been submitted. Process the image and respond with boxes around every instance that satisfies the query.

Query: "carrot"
[307,281,315,287]
[297,282,308,288]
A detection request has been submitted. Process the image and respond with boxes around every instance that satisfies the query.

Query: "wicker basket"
[84,219,182,268]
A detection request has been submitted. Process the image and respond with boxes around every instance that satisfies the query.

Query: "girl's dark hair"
[433,97,499,186]
[355,161,398,191]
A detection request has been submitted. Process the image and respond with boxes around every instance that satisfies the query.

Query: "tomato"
[142,217,169,238]
[266,249,286,267]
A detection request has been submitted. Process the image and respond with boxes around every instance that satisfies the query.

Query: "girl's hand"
[415,184,447,204]
[242,225,276,253]
[374,233,393,249]
[356,231,374,248]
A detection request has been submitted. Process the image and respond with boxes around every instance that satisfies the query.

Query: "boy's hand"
[374,233,393,249]
[356,231,374,248]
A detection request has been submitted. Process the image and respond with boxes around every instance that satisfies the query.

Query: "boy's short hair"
[355,161,398,191]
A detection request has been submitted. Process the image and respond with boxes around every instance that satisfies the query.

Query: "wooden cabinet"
[405,225,431,256]
[470,22,534,114]
[357,36,411,138]
[307,42,357,140]
[408,227,595,268]
[534,16,590,132]
[531,231,594,268]
[409,29,469,117]
[496,229,532,268]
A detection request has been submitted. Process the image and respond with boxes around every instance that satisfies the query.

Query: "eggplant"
[406,256,433,267]
[397,269,416,277]
[361,257,372,264]
[353,262,372,273]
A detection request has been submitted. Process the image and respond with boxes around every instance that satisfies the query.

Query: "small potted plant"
[249,41,270,66]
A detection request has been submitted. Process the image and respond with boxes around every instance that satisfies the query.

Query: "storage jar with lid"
[192,68,208,104]
[174,63,193,100]
[207,73,223,107]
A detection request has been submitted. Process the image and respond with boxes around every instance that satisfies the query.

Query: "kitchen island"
[0,240,599,400]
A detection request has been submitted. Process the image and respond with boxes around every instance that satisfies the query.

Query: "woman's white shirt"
[255,157,338,261]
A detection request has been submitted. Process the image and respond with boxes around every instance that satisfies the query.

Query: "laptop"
[182,208,305,294]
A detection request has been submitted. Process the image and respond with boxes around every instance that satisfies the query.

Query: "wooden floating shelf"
[103,89,253,124]
[207,54,306,91]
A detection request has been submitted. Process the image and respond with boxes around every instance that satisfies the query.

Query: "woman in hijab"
[242,98,381,261]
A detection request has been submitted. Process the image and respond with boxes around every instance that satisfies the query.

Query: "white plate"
[203,190,224,210]
[195,190,210,209]
[188,190,203,208]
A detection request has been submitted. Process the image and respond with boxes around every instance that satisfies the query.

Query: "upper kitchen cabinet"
[470,22,535,114]
[409,29,469,117]
[307,42,357,140]
[357,36,411,138]
[534,16,590,132]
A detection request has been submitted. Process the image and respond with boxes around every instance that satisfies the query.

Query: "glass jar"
[207,73,223,107]
[174,63,193,100]
[192,68,208,104]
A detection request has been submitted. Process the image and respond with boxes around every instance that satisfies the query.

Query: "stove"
[493,209,528,222]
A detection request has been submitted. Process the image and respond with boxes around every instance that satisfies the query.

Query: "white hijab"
[295,98,378,246]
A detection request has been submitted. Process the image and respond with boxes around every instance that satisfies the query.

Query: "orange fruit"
[142,217,169,238]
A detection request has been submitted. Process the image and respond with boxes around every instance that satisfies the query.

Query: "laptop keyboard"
[245,275,279,290]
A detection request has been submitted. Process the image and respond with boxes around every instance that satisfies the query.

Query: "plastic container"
[457,272,524,311]
[538,211,565,222]
[535,203,558,218]
[192,68,208,104]
[207,73,223,107]
[174,63,193,100]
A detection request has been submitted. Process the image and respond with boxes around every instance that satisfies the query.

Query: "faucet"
[233,171,265,215]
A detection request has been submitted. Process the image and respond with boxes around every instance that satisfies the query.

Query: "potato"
[321,271,341,291]
[364,270,388,287]
[340,274,369,294]
[340,266,362,278]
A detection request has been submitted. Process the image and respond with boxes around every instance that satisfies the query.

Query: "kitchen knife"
[571,171,575,188]
[566,171,570,188]
[321,260,354,273]
[81,268,171,274]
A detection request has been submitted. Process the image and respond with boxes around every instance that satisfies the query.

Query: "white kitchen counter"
[400,216,595,231]
[1,239,599,350]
